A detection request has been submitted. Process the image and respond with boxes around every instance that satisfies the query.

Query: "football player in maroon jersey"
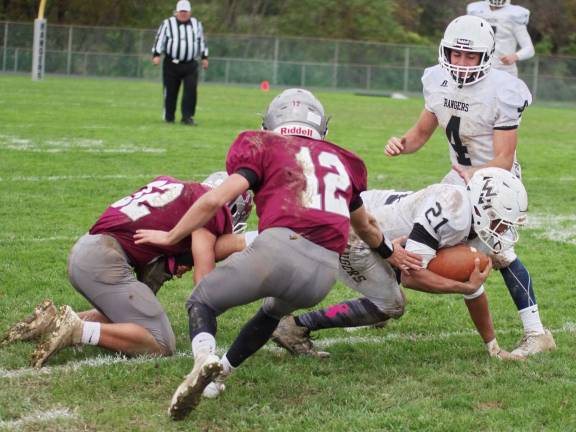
[135,88,422,419]
[1,176,252,368]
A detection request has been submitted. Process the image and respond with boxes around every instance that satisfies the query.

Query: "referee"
[152,0,208,126]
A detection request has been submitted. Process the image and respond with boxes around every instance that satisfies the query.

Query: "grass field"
[0,74,575,431]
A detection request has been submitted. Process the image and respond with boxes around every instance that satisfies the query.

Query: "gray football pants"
[67,234,176,354]
[187,227,339,319]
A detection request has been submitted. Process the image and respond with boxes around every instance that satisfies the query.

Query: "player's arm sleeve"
[513,25,535,61]
[348,156,368,212]
[198,20,208,59]
[421,67,436,112]
[152,20,167,56]
[226,132,265,191]
[406,224,439,268]
[494,79,532,129]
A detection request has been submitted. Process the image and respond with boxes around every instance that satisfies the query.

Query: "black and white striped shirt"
[152,16,208,62]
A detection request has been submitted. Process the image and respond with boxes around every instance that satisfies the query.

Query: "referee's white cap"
[176,0,191,12]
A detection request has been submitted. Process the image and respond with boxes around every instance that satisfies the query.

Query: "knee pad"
[157,328,176,356]
[370,288,406,319]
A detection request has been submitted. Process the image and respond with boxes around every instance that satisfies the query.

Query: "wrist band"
[373,236,394,259]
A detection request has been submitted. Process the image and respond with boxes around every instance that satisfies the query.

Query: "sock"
[192,332,216,358]
[244,231,258,246]
[80,321,101,345]
[500,258,537,310]
[297,298,389,331]
[518,306,545,335]
[226,308,279,368]
[220,353,235,376]
[500,259,544,334]
[187,301,217,339]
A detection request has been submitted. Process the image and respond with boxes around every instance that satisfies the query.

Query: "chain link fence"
[1,21,575,102]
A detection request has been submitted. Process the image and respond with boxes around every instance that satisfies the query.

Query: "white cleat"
[169,354,222,420]
[202,381,226,399]
[511,329,557,358]
[30,305,82,368]
[202,366,231,399]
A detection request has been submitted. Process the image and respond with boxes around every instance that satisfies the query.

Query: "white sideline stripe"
[0,174,210,182]
[1,322,574,380]
[0,352,192,379]
[0,408,74,429]
[527,214,576,245]
[3,213,575,245]
[0,236,79,244]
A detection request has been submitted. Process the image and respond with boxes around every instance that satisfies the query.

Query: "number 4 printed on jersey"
[296,146,351,217]
[446,115,472,166]
[111,180,184,221]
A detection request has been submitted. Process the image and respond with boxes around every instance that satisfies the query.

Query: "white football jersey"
[422,64,532,170]
[359,185,472,267]
[467,1,534,76]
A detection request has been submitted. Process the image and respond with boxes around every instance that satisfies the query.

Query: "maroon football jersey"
[90,176,232,268]
[226,131,367,254]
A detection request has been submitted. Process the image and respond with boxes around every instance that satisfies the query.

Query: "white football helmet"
[467,168,528,254]
[202,171,254,234]
[262,88,329,139]
[439,15,495,86]
[487,0,510,7]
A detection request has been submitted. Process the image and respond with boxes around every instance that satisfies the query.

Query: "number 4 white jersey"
[359,185,472,267]
[422,65,531,171]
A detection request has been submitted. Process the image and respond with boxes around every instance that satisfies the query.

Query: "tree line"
[2,0,575,55]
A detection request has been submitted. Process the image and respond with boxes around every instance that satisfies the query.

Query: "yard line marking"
[0,352,193,379]
[3,213,575,246]
[0,236,79,244]
[0,174,211,182]
[0,408,74,429]
[1,322,574,380]
[527,214,576,245]
[0,135,165,154]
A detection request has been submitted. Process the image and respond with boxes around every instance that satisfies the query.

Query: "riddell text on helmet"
[279,126,314,137]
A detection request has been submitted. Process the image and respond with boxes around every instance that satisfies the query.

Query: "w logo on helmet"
[479,180,497,207]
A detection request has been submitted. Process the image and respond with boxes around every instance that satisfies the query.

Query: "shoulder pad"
[508,5,530,25]
[496,74,532,112]
[421,65,445,88]
[467,1,487,15]
[437,186,470,232]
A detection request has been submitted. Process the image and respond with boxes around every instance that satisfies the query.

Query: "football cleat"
[271,316,330,358]
[202,367,230,399]
[511,329,556,358]
[0,299,58,347]
[486,339,524,361]
[30,305,82,368]
[169,354,222,420]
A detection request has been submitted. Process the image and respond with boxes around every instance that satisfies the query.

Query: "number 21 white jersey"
[359,185,472,267]
[422,65,531,171]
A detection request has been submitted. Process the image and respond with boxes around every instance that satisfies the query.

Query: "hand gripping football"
[427,244,489,282]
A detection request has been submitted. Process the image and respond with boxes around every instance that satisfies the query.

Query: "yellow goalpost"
[32,0,48,80]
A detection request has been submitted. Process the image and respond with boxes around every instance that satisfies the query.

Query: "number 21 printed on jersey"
[296,146,351,217]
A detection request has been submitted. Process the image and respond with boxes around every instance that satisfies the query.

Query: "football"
[427,244,489,282]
